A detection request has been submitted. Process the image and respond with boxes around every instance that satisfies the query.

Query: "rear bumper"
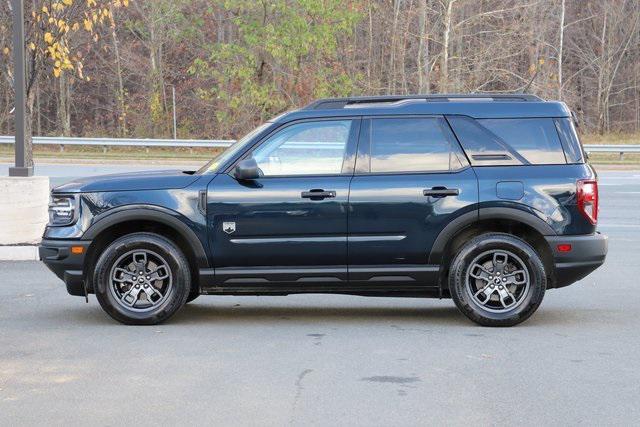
[39,239,91,296]
[545,232,608,288]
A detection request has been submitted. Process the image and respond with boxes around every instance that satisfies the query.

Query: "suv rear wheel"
[448,233,546,327]
[93,232,191,325]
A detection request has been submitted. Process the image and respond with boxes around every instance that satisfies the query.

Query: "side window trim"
[355,119,371,174]
[227,117,360,178]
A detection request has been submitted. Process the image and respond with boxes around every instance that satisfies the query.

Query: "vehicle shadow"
[43,298,610,328]
[170,302,470,326]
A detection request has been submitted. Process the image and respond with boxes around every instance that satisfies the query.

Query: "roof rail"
[304,94,544,110]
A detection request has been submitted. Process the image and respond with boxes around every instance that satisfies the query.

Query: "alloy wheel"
[465,249,530,313]
[109,249,173,312]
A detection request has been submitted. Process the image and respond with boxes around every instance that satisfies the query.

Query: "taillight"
[577,179,598,225]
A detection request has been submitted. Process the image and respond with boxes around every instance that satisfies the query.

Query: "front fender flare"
[82,205,209,268]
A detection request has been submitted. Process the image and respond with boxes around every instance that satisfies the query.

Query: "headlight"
[48,195,79,226]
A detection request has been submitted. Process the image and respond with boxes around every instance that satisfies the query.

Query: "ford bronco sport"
[40,94,607,326]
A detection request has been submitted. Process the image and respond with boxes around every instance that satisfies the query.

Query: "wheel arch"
[430,208,557,290]
[82,206,208,293]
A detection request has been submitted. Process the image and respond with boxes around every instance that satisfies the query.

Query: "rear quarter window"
[554,118,585,164]
[447,116,568,166]
[479,118,566,165]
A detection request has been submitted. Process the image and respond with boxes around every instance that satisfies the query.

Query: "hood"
[52,169,200,193]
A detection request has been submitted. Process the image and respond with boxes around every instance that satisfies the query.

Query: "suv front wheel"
[449,233,546,327]
[93,232,191,325]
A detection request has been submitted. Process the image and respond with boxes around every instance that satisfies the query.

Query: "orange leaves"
[26,0,129,79]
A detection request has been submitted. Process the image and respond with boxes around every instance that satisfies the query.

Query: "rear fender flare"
[428,207,556,265]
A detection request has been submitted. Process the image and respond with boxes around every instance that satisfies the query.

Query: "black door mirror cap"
[234,158,261,180]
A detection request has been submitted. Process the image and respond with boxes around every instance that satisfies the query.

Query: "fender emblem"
[222,222,236,234]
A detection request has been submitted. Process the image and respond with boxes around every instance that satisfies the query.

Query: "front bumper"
[39,239,92,296]
[545,232,608,288]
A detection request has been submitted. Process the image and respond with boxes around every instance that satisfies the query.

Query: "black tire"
[448,233,546,327]
[93,232,191,325]
[185,292,200,303]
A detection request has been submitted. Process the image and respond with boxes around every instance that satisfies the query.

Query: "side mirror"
[234,158,261,180]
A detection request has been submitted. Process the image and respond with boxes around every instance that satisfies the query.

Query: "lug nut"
[496,272,500,276]
[503,278,507,282]
[489,276,493,280]
[135,284,140,288]
[146,276,150,280]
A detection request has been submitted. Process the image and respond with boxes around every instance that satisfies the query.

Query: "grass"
[0,144,224,162]
[581,133,640,165]
[581,132,640,145]
[1,133,639,165]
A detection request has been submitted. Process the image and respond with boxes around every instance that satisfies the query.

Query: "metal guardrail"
[0,135,639,156]
[0,135,235,151]
[582,144,640,153]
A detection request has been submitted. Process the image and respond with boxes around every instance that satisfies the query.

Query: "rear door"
[347,116,478,285]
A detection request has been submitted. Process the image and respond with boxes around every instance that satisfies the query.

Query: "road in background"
[0,161,203,187]
[1,168,639,425]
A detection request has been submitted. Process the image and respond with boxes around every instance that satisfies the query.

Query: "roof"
[272,94,571,123]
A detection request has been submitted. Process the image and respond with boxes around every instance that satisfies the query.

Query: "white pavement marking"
[0,245,39,261]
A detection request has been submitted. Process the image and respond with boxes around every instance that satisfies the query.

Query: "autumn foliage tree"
[1,1,639,141]
[0,0,128,160]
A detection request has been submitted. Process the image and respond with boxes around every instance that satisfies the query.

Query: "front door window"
[251,120,352,176]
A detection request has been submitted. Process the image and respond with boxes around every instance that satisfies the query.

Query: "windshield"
[197,122,272,174]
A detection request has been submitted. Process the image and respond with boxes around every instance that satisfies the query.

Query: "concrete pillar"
[0,176,50,244]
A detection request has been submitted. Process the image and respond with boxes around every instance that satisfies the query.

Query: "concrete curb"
[0,245,39,261]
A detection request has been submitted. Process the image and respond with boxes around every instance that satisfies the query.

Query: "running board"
[199,265,441,293]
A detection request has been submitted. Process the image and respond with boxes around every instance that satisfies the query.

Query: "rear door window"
[368,117,468,173]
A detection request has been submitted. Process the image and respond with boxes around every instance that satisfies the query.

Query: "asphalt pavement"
[1,166,639,426]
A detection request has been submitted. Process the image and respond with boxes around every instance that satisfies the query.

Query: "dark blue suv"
[40,94,607,326]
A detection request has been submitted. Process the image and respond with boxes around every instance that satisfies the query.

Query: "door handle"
[301,189,336,200]
[423,187,460,197]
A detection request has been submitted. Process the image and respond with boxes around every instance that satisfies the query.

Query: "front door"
[207,118,359,288]
[348,116,478,285]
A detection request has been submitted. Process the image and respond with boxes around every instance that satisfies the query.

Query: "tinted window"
[554,118,584,163]
[369,117,467,173]
[446,116,524,166]
[479,118,566,164]
[251,120,351,176]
